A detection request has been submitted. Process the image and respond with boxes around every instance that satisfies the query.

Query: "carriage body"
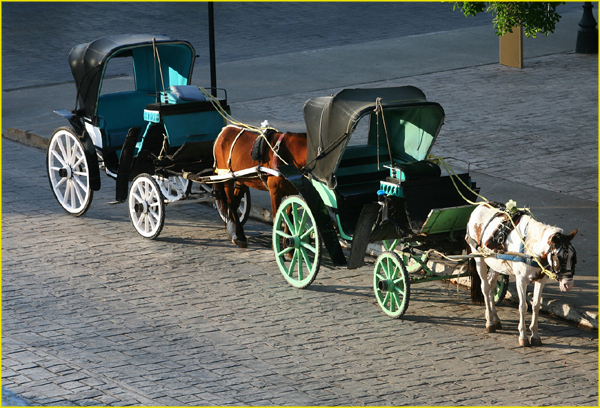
[47,34,235,236]
[274,87,484,315]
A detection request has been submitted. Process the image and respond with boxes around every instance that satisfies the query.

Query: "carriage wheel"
[156,176,190,202]
[374,251,411,318]
[214,183,252,226]
[273,196,321,288]
[128,173,165,239]
[46,127,93,216]
[494,274,510,304]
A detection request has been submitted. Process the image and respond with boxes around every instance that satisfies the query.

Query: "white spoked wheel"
[46,127,93,216]
[128,173,165,239]
[155,176,189,202]
[273,195,321,288]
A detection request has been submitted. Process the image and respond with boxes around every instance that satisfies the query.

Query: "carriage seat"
[97,90,156,148]
[390,160,441,181]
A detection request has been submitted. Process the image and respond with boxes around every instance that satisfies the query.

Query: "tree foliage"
[454,2,565,38]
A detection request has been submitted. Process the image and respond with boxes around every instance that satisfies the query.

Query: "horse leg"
[474,258,498,333]
[486,269,502,330]
[223,180,247,248]
[529,276,548,347]
[515,276,530,347]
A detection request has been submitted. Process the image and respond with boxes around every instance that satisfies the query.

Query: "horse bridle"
[547,236,577,279]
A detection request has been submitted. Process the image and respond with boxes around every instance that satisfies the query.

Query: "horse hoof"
[486,325,496,333]
[233,238,248,248]
[519,337,531,347]
[530,337,543,347]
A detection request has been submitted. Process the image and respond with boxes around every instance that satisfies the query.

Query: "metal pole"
[208,2,217,96]
[576,2,598,54]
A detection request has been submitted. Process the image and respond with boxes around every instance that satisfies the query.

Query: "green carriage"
[273,86,507,317]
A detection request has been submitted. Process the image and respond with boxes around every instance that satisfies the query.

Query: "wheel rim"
[47,129,92,215]
[374,252,410,318]
[129,175,164,238]
[273,196,321,288]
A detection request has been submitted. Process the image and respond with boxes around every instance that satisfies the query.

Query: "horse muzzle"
[559,277,574,292]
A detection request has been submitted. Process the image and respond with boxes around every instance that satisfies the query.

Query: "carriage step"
[107,200,126,205]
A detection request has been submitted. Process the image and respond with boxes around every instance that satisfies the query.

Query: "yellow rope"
[426,154,556,279]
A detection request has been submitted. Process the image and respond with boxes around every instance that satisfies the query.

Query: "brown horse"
[213,124,307,247]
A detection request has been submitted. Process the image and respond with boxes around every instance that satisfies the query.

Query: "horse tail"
[213,181,229,221]
[469,258,485,305]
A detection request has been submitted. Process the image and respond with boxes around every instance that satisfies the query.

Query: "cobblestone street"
[2,139,597,406]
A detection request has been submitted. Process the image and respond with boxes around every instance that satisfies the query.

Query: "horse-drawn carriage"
[48,35,577,346]
[270,86,507,317]
[47,34,250,238]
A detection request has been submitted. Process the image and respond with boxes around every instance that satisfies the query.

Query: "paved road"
[2,138,597,406]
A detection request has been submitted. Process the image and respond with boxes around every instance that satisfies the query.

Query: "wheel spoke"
[51,149,68,168]
[54,176,67,189]
[299,225,315,241]
[72,178,86,204]
[296,250,304,281]
[299,247,313,271]
[281,210,295,235]
[287,250,298,277]
[299,240,316,254]
[274,229,292,240]
[276,246,293,257]
[297,209,308,234]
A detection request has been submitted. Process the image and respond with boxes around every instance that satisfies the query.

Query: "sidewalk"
[2,10,597,332]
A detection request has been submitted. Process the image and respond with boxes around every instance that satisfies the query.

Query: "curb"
[4,129,597,331]
[3,128,49,150]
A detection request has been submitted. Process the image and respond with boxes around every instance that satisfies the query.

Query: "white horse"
[466,202,577,347]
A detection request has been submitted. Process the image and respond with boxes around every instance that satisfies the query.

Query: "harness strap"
[227,128,247,172]
[271,132,287,170]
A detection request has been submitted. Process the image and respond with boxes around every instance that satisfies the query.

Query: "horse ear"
[566,229,578,241]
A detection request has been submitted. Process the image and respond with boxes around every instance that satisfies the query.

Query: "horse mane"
[523,215,563,257]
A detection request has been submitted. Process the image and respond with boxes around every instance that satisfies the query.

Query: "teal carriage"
[47,34,250,238]
[273,86,508,317]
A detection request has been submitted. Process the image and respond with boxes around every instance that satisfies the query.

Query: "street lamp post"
[208,2,217,96]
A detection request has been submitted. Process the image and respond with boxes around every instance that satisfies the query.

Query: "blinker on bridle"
[548,238,577,279]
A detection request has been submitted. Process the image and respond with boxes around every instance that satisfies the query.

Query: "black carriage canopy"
[68,34,196,121]
[302,86,446,189]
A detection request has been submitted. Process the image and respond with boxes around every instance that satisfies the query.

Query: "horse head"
[548,229,578,291]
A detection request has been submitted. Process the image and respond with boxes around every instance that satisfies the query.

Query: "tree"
[454,2,565,38]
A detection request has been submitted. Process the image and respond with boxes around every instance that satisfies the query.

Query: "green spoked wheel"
[494,274,510,304]
[374,251,411,318]
[273,196,321,288]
